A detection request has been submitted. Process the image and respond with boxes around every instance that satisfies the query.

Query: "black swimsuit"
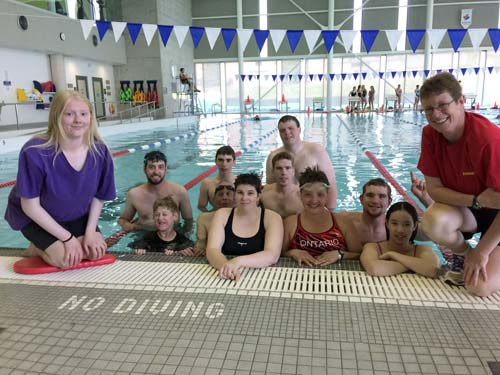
[222,207,266,256]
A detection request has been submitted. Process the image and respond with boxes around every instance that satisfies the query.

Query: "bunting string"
[82,21,500,55]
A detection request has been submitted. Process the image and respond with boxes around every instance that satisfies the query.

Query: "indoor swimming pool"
[1,111,436,250]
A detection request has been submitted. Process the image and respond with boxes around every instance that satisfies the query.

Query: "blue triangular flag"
[361,30,379,53]
[321,30,339,53]
[256,75,260,80]
[341,73,347,80]
[221,28,237,50]
[318,74,324,81]
[298,74,303,81]
[280,74,285,81]
[353,73,359,80]
[158,25,173,47]
[447,29,467,52]
[362,72,367,79]
[287,74,292,81]
[474,67,480,75]
[437,69,442,73]
[96,20,111,41]
[488,28,500,52]
[412,70,418,77]
[309,74,314,81]
[248,75,253,81]
[189,26,204,48]
[448,68,454,74]
[127,23,142,45]
[253,29,269,52]
[272,75,277,81]
[286,30,303,53]
[379,72,384,79]
[406,29,425,53]
[329,74,335,80]
[461,68,467,75]
[240,75,246,81]
[488,66,494,74]
[402,71,407,77]
[424,69,430,77]
[391,71,397,78]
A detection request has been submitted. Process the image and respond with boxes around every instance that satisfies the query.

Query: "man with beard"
[265,115,337,210]
[261,151,303,218]
[119,151,193,232]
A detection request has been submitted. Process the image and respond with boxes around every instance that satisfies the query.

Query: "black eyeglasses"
[215,185,235,193]
[423,99,455,115]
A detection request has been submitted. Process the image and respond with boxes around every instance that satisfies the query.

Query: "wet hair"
[215,145,236,161]
[420,72,463,102]
[144,150,167,167]
[35,90,104,158]
[153,196,179,215]
[385,201,419,243]
[278,115,300,128]
[271,151,294,168]
[361,178,392,200]
[234,172,262,194]
[298,167,329,187]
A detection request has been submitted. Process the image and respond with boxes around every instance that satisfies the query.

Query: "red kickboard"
[13,254,116,274]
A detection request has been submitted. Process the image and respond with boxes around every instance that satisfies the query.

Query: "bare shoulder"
[169,181,188,194]
[415,243,436,256]
[127,184,147,199]
[283,214,298,227]
[304,141,326,154]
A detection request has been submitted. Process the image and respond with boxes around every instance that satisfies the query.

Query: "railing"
[96,101,160,125]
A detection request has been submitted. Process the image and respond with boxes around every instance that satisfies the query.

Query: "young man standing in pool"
[261,151,303,218]
[119,151,193,232]
[417,72,500,297]
[265,115,337,211]
[197,146,237,212]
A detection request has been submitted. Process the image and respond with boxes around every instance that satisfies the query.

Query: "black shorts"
[462,207,499,240]
[21,214,100,251]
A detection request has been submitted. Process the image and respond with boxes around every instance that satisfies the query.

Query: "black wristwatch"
[337,250,345,262]
[472,195,482,210]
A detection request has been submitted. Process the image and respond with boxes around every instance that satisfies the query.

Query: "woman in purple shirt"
[5,90,116,268]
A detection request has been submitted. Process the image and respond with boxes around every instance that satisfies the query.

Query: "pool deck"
[1,249,499,375]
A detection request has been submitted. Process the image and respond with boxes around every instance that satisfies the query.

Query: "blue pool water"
[1,111,498,250]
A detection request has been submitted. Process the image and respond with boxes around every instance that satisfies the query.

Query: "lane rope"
[337,114,423,216]
[0,120,241,189]
[106,126,278,248]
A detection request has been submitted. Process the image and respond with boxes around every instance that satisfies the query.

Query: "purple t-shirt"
[4,137,116,230]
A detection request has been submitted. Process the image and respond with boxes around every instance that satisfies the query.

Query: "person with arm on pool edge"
[4,90,116,269]
[206,173,283,281]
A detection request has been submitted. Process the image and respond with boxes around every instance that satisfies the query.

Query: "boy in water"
[129,197,194,255]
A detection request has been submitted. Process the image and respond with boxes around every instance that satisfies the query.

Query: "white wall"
[0,47,51,127]
[64,57,116,117]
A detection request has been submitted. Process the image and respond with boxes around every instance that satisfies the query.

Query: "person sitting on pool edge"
[118,150,193,233]
[206,173,283,281]
[261,151,303,219]
[195,182,236,254]
[283,167,362,266]
[129,197,194,255]
[197,145,237,213]
[361,201,440,277]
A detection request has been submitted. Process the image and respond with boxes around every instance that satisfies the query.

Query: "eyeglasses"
[215,185,235,193]
[422,99,455,115]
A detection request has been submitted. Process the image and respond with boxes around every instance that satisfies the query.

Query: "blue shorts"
[462,208,499,240]
[21,214,100,251]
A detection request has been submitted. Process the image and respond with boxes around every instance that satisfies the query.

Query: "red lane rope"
[365,150,423,216]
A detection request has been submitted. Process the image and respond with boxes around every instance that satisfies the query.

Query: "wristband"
[62,234,74,243]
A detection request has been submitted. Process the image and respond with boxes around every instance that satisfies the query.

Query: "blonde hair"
[35,90,105,157]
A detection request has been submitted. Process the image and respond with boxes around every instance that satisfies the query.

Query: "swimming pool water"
[1,111,498,250]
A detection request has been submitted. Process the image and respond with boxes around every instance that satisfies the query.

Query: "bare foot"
[22,243,40,257]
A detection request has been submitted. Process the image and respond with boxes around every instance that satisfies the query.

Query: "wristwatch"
[337,250,345,262]
[472,195,482,210]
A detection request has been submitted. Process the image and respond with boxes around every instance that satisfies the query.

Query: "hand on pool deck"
[286,249,320,266]
[219,259,241,282]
